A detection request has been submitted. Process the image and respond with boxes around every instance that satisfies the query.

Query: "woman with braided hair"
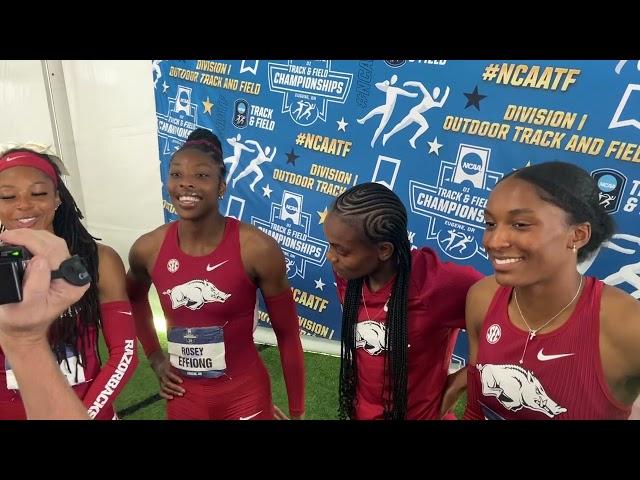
[127,128,305,420]
[0,144,138,419]
[464,161,640,420]
[323,182,482,419]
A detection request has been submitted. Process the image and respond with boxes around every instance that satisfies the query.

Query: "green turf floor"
[109,336,465,420]
[108,289,466,419]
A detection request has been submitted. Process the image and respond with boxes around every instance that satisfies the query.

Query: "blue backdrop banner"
[152,60,640,364]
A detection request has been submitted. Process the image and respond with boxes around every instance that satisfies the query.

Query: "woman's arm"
[82,245,139,418]
[243,226,305,419]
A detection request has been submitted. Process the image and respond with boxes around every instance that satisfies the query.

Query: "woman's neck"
[366,260,397,293]
[513,268,584,324]
[177,211,226,255]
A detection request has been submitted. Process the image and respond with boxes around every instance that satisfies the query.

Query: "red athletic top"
[336,247,483,419]
[465,276,631,420]
[151,218,261,379]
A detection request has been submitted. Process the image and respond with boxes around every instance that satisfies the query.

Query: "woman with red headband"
[0,144,138,419]
[127,128,305,420]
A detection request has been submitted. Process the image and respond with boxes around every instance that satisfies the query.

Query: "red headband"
[0,151,58,187]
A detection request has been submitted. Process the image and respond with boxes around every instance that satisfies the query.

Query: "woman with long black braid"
[0,144,138,419]
[323,182,482,420]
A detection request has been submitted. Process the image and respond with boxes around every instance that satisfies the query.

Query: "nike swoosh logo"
[537,348,575,362]
[3,154,36,163]
[206,260,229,272]
[118,311,133,316]
[239,410,263,420]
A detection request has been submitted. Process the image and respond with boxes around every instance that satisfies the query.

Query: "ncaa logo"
[167,258,180,273]
[452,144,490,189]
[233,99,249,129]
[284,198,297,214]
[174,86,193,115]
[597,174,617,192]
[486,324,501,344]
[461,152,483,175]
[385,60,406,68]
[279,191,303,225]
[591,168,627,214]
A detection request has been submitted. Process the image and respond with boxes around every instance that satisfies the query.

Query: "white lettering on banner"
[252,191,329,280]
[408,60,447,65]
[272,72,344,95]
[167,341,226,372]
[415,192,485,223]
[87,340,135,419]
[157,119,192,138]
[268,61,353,126]
[255,225,324,258]
[248,104,275,130]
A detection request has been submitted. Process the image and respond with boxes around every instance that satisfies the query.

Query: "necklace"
[513,275,583,364]
[361,288,391,322]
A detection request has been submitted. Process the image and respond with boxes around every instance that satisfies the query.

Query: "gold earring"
[572,244,577,253]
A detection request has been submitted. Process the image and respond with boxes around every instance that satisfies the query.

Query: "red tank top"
[0,324,100,401]
[335,247,483,419]
[470,276,630,419]
[152,217,259,379]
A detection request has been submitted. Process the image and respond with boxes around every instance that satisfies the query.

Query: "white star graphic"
[314,278,325,291]
[262,184,273,198]
[427,137,443,155]
[336,117,348,132]
[162,81,169,93]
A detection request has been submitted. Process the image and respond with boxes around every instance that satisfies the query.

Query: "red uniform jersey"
[152,218,260,380]
[336,247,483,419]
[466,276,630,420]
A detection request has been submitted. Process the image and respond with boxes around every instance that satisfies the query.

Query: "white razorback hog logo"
[477,363,567,418]
[355,321,387,355]
[163,280,231,310]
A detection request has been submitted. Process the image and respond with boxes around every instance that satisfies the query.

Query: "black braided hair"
[331,182,411,420]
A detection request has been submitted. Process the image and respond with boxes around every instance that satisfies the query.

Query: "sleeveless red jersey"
[467,276,630,420]
[336,247,483,419]
[152,217,259,379]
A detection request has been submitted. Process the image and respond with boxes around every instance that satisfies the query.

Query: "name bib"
[167,326,226,378]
